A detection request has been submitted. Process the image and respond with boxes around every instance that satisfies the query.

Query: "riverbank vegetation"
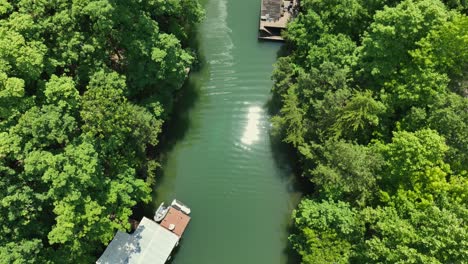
[0,0,202,262]
[272,0,467,262]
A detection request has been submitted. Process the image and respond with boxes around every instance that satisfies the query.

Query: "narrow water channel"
[152,0,301,263]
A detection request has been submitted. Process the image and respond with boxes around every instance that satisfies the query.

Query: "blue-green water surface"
[153,0,301,263]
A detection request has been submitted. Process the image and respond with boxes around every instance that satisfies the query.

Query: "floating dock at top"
[96,199,191,264]
[259,0,298,41]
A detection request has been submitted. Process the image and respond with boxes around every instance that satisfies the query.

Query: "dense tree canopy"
[0,0,203,262]
[273,0,468,262]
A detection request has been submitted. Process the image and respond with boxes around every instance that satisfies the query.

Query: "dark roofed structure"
[259,0,298,41]
[261,0,282,20]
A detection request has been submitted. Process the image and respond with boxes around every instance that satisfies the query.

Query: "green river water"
[151,0,302,263]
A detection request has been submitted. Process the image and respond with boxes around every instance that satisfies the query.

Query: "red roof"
[160,207,191,237]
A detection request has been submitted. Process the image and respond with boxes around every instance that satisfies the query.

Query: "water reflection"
[241,106,262,145]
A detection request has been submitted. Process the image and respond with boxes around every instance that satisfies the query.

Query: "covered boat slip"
[96,217,180,264]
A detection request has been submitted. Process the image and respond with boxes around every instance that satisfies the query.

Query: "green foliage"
[358,0,450,86]
[427,94,468,171]
[332,90,386,141]
[275,0,468,262]
[11,105,78,153]
[354,205,465,263]
[441,0,468,13]
[44,75,80,111]
[290,199,361,264]
[310,140,383,206]
[304,33,357,70]
[81,71,162,172]
[271,85,306,147]
[0,72,29,125]
[411,14,468,94]
[0,0,203,262]
[0,27,46,81]
[378,129,452,204]
[0,240,48,264]
[287,0,366,46]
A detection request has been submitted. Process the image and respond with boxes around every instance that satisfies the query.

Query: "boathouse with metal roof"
[96,217,181,264]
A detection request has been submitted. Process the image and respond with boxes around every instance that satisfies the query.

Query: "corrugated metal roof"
[97,217,179,264]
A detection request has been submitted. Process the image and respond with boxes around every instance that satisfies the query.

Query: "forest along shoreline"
[1,0,467,263]
[143,0,304,262]
[0,1,204,262]
[272,0,468,263]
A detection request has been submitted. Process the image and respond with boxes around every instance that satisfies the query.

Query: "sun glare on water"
[241,106,262,145]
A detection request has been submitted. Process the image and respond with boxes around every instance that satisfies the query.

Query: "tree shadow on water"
[265,97,311,194]
[156,31,209,157]
[135,46,209,218]
[276,41,291,58]
[283,224,302,264]
[158,77,201,154]
[265,94,312,264]
[268,132,309,264]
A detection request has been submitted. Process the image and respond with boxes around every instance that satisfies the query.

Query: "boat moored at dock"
[154,202,169,222]
[171,199,191,215]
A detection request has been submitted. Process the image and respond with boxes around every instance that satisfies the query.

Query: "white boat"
[171,199,191,215]
[154,202,169,222]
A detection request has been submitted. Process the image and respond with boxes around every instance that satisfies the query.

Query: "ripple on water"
[156,0,300,262]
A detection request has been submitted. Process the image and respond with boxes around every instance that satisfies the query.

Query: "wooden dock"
[258,0,297,41]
